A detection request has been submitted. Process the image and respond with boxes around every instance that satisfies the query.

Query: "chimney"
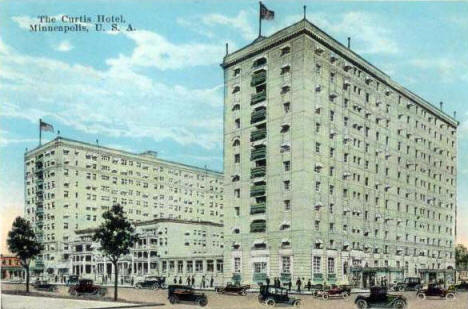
[225,43,229,56]
[453,111,457,119]
[439,101,443,111]
[347,37,351,49]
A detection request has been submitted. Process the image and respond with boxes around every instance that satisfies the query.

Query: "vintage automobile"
[355,286,407,309]
[316,284,351,299]
[258,285,301,307]
[32,280,57,292]
[135,277,166,289]
[416,284,456,300]
[68,279,106,296]
[450,281,468,292]
[167,285,208,307]
[215,283,250,295]
[392,277,422,291]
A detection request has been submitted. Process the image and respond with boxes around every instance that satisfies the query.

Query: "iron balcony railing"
[253,272,267,282]
[250,221,266,233]
[251,71,266,86]
[280,273,291,281]
[250,128,267,142]
[250,202,266,214]
[250,185,266,197]
[251,109,266,124]
[251,146,267,160]
[251,90,267,105]
[251,166,266,178]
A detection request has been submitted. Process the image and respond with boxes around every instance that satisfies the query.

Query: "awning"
[281,238,290,244]
[315,163,323,168]
[315,239,323,244]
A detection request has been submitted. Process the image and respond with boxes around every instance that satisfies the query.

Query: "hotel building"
[24,137,223,276]
[222,18,457,287]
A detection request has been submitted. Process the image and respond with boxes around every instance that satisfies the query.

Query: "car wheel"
[355,299,368,309]
[322,293,329,300]
[70,290,78,296]
[198,298,208,307]
[446,293,455,300]
[393,299,406,309]
[258,295,264,304]
[417,293,426,300]
[99,289,106,296]
[342,292,349,298]
[152,284,158,290]
[266,298,276,306]
[240,289,247,296]
[293,299,301,307]
[398,286,405,292]
[169,295,178,304]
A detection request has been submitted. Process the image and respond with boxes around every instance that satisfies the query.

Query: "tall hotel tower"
[222,18,457,287]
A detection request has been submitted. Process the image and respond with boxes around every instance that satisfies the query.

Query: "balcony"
[251,146,266,160]
[250,220,266,233]
[250,184,266,197]
[280,273,291,281]
[313,273,323,281]
[253,272,267,282]
[251,166,266,178]
[328,274,336,281]
[250,128,266,142]
[251,71,266,86]
[250,202,266,214]
[251,109,266,124]
[251,90,266,105]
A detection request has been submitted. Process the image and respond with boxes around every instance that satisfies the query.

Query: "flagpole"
[39,118,42,146]
[259,1,262,37]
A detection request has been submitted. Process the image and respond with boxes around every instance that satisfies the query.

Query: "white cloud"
[409,57,463,83]
[307,11,399,55]
[11,16,37,30]
[178,10,257,41]
[106,30,226,71]
[54,40,74,52]
[0,34,224,150]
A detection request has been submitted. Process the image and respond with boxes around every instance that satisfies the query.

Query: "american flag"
[260,2,274,20]
[40,120,54,132]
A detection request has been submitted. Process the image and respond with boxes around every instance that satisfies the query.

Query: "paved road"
[1,294,141,309]
[2,283,468,309]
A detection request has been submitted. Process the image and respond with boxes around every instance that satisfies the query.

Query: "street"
[2,283,468,309]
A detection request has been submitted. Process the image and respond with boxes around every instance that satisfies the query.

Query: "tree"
[93,204,137,301]
[456,244,468,269]
[7,217,43,293]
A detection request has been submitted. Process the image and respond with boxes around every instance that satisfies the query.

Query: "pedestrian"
[55,275,58,282]
[202,275,206,288]
[191,275,195,287]
[307,279,311,291]
[187,276,191,286]
[210,276,214,288]
[266,276,270,287]
[296,277,302,292]
[131,277,134,286]
[288,280,292,291]
[179,276,182,284]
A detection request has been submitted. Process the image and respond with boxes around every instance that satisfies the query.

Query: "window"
[284,200,291,211]
[313,256,321,273]
[195,260,203,272]
[234,118,240,129]
[281,46,291,56]
[328,257,335,274]
[253,262,267,273]
[283,180,290,190]
[283,102,290,113]
[282,256,291,273]
[315,143,321,153]
[233,68,241,76]
[234,257,241,273]
[235,207,240,216]
[315,181,321,192]
[283,161,290,171]
[234,154,240,163]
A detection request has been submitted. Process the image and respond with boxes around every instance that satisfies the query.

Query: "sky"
[1,0,467,254]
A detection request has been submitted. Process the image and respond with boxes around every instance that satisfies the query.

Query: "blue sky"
[1,0,468,252]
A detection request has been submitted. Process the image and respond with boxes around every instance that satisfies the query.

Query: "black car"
[66,275,79,286]
[168,285,207,307]
[32,280,57,292]
[416,284,456,300]
[355,286,407,309]
[258,285,301,307]
[392,277,421,291]
[451,281,468,291]
[215,283,250,295]
[135,277,166,289]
